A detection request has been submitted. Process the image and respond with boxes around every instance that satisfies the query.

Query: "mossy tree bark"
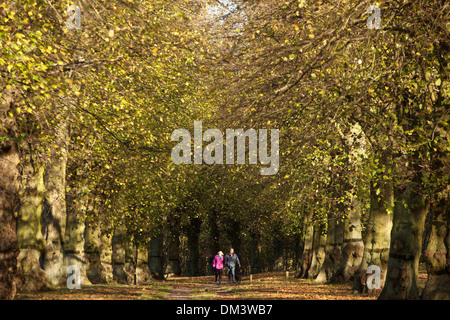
[124,241,137,285]
[329,122,366,284]
[149,232,165,280]
[135,244,151,284]
[422,189,450,300]
[112,225,128,284]
[330,196,364,283]
[41,118,68,286]
[315,216,343,283]
[63,183,91,286]
[294,237,304,274]
[166,232,181,277]
[125,238,149,285]
[297,210,314,278]
[185,216,201,276]
[84,219,107,284]
[353,176,393,294]
[0,90,20,300]
[84,209,109,284]
[308,223,327,279]
[16,144,48,291]
[165,209,181,277]
[99,216,113,283]
[379,185,429,300]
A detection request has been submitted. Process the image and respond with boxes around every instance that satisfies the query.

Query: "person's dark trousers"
[228,266,236,283]
[215,268,222,284]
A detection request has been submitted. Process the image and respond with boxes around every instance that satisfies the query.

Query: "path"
[166,287,193,300]
[166,282,233,300]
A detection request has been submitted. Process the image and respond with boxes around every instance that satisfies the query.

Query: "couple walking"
[212,248,241,284]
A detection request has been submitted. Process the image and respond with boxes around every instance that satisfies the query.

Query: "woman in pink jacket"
[212,251,224,284]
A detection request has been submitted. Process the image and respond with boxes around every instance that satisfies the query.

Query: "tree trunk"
[353,179,393,294]
[166,233,181,277]
[16,144,49,291]
[297,211,314,278]
[166,211,181,277]
[41,119,68,286]
[112,225,128,284]
[84,221,107,284]
[250,232,262,274]
[124,241,137,284]
[149,233,165,280]
[0,92,20,299]
[100,232,113,283]
[227,220,242,255]
[330,196,364,283]
[208,210,220,275]
[308,223,327,279]
[294,236,304,274]
[186,217,201,276]
[135,245,151,284]
[422,189,450,300]
[63,188,90,286]
[315,216,343,283]
[273,237,284,271]
[379,186,429,300]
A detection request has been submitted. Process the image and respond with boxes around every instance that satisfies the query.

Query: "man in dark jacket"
[225,248,241,283]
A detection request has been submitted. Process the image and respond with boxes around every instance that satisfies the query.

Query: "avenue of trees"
[0,0,448,300]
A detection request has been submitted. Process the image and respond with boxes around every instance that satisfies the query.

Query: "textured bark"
[308,223,327,279]
[353,180,393,294]
[207,210,220,275]
[112,225,128,284]
[166,211,181,277]
[422,190,450,300]
[185,217,201,276]
[16,148,48,292]
[273,238,284,271]
[135,245,151,284]
[315,217,343,283]
[166,233,181,277]
[41,119,68,286]
[124,242,136,285]
[250,232,262,274]
[0,92,20,299]
[330,196,364,283]
[124,240,148,285]
[149,233,165,280]
[63,190,90,286]
[84,217,108,284]
[294,236,304,274]
[226,220,242,258]
[297,211,314,278]
[379,187,429,300]
[328,122,365,284]
[100,232,113,283]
